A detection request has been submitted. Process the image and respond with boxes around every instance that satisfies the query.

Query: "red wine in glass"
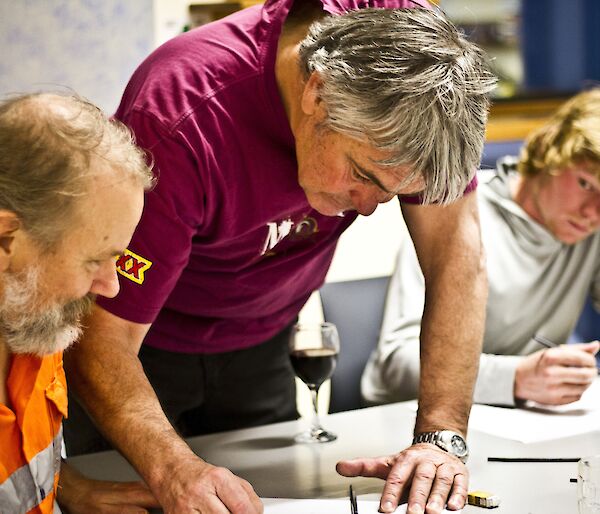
[289,323,340,443]
[290,348,338,389]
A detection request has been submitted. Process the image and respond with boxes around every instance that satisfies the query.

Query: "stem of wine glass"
[309,385,324,435]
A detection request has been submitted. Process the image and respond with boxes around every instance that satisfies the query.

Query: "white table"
[68,401,600,513]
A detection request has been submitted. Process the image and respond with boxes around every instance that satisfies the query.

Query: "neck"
[275,4,323,131]
[0,340,11,408]
[511,173,544,225]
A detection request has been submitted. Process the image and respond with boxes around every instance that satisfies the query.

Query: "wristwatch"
[412,430,469,463]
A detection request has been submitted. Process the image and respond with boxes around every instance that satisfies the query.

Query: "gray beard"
[0,267,94,356]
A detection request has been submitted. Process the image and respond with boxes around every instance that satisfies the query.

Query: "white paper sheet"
[262,497,460,513]
[475,377,600,443]
[472,378,600,443]
[404,379,600,443]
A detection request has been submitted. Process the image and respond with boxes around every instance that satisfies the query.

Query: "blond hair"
[518,89,600,180]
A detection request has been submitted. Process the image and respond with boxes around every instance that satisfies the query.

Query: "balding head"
[0,92,153,248]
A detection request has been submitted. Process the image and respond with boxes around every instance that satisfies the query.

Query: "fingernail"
[426,500,440,512]
[409,504,424,514]
[381,500,394,512]
[448,496,463,509]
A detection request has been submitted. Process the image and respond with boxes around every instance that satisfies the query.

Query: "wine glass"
[289,322,340,443]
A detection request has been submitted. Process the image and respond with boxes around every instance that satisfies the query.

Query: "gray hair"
[0,92,154,247]
[298,8,497,204]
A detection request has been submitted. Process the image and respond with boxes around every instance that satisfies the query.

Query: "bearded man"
[0,92,160,514]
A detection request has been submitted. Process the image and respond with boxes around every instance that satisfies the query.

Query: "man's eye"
[578,177,593,191]
[351,167,370,184]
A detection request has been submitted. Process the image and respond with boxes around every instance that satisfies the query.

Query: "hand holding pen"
[513,335,599,406]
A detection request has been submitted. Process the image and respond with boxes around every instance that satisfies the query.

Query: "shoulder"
[117,6,271,129]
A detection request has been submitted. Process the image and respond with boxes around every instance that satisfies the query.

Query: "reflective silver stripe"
[0,427,62,514]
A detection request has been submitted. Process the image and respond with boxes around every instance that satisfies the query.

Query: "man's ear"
[300,71,324,116]
[0,211,20,272]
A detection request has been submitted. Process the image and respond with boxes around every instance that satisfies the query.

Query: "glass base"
[294,428,337,444]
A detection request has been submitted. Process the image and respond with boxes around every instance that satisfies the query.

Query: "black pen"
[349,485,358,514]
[533,334,600,371]
[533,334,557,348]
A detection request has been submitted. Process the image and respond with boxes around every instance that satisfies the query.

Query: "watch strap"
[412,430,469,463]
[413,431,440,445]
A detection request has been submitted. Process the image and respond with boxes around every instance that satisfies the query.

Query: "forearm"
[64,311,200,491]
[69,348,196,484]
[402,194,487,436]
[56,461,81,507]
[416,254,486,434]
[376,332,521,407]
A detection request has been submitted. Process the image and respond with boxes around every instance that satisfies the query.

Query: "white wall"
[299,199,407,326]
[153,0,192,48]
[0,1,154,114]
[327,200,406,282]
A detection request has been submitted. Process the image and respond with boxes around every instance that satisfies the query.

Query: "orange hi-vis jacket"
[0,352,67,514]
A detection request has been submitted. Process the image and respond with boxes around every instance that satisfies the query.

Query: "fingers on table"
[423,461,467,513]
[217,475,263,514]
[446,466,469,511]
[336,457,392,480]
[378,458,415,512]
[98,505,150,514]
[379,455,467,514]
[108,481,159,507]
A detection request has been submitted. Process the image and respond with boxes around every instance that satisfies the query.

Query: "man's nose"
[90,261,121,299]
[582,197,600,225]
[350,190,379,216]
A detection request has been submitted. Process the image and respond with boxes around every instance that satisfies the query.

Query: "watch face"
[450,435,467,455]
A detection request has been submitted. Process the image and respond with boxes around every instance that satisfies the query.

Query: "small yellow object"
[467,490,501,508]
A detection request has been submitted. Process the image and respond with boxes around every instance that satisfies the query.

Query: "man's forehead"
[566,163,600,184]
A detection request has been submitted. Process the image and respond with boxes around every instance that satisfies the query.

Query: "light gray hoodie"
[362,159,600,406]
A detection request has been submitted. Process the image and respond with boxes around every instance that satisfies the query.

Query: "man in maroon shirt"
[65,1,496,513]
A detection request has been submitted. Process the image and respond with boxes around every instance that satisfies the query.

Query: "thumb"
[336,459,361,477]
[336,457,392,480]
[581,340,600,355]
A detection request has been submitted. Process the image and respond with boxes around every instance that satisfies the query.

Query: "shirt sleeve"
[473,354,522,406]
[96,110,205,324]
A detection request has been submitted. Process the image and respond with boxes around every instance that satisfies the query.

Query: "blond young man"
[363,89,600,408]
[0,93,160,514]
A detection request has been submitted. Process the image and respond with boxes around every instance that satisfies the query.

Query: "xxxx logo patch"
[115,249,152,285]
